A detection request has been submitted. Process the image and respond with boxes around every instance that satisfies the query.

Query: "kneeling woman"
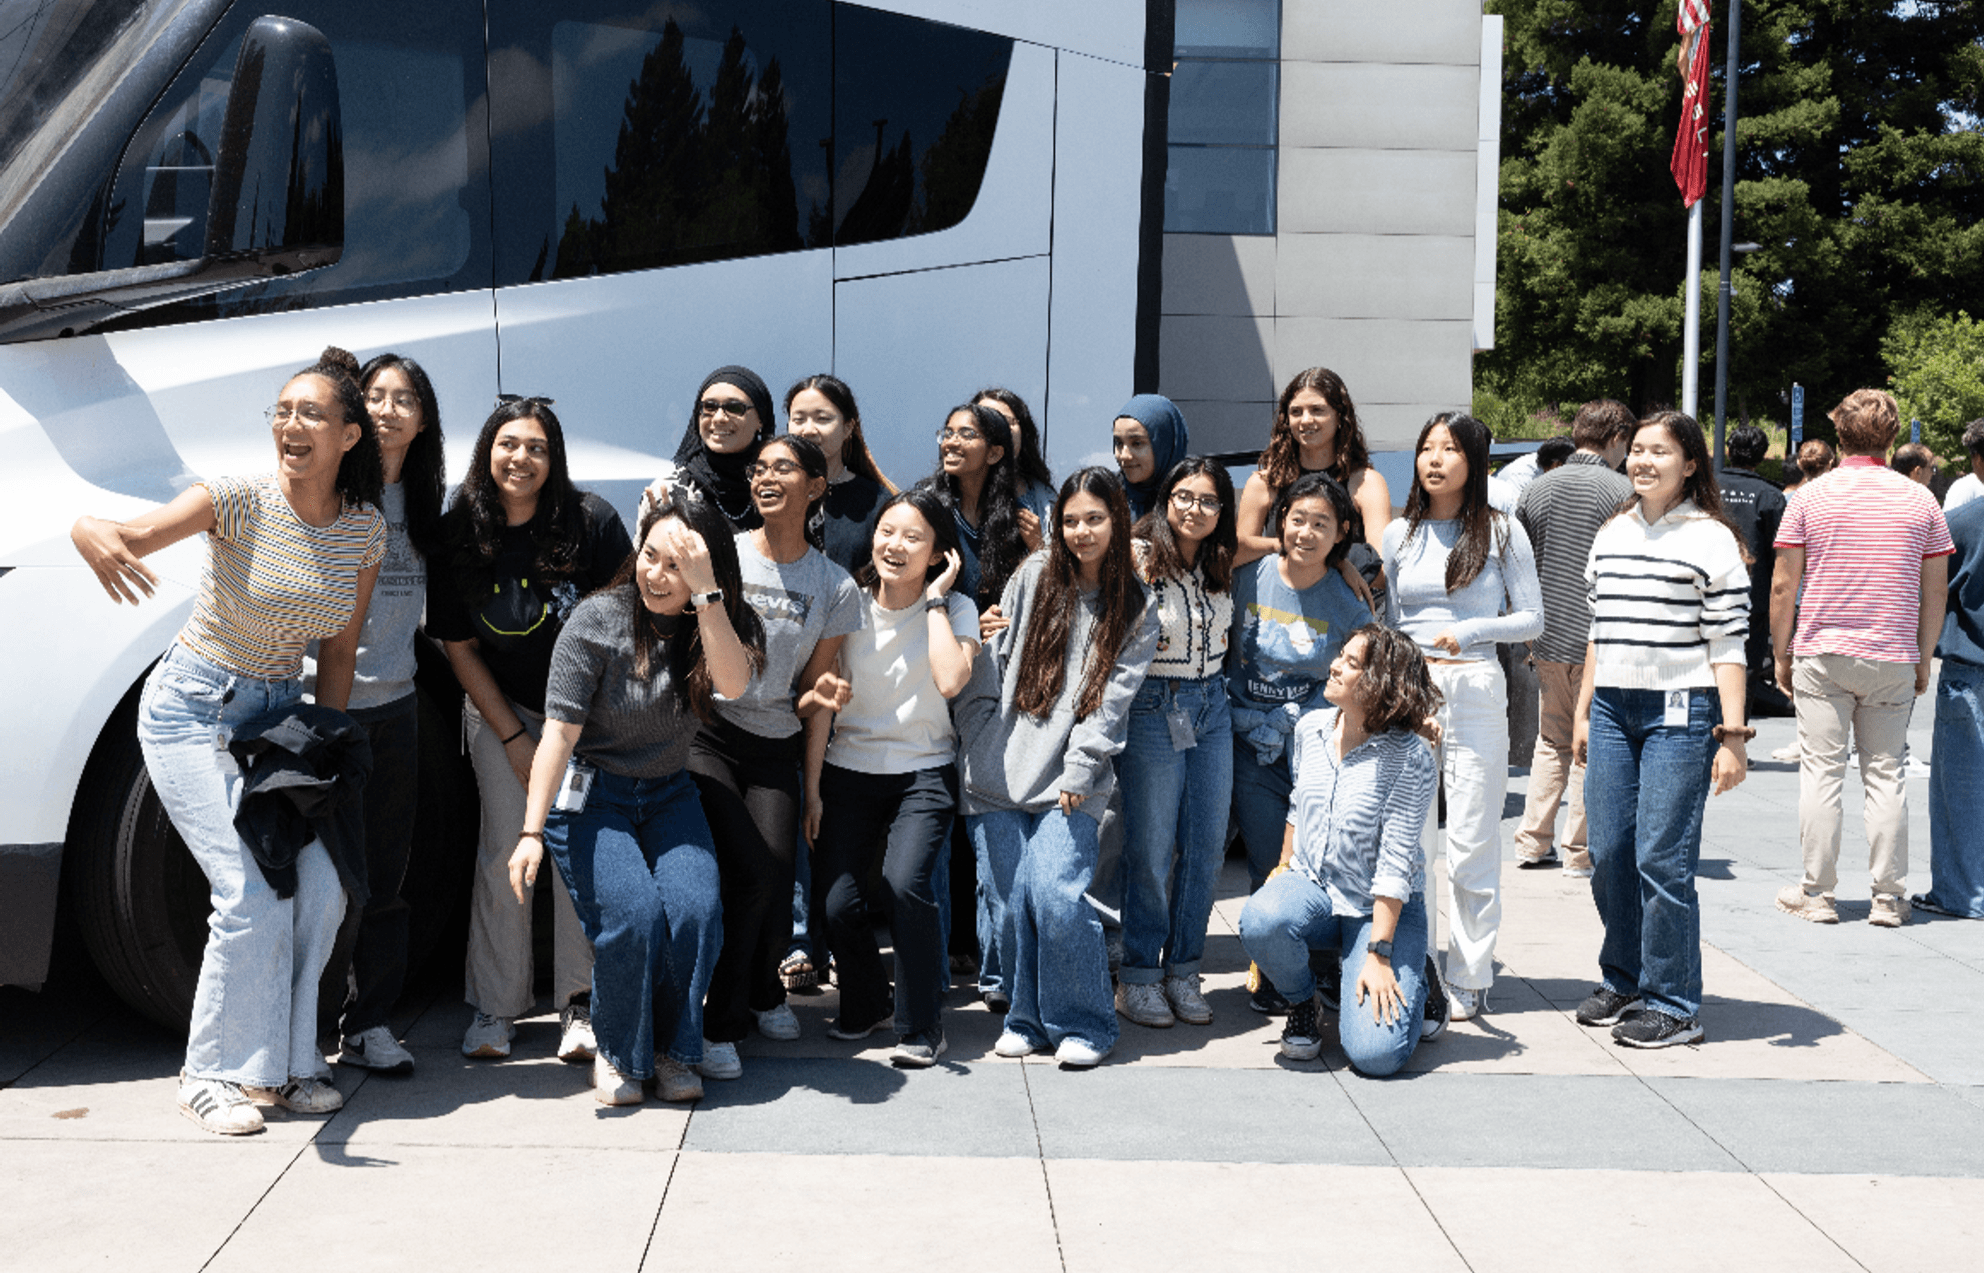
[1238,625,1442,1077]
[957,468,1159,1067]
[509,480,765,1103]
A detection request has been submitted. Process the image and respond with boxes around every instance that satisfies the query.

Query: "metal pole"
[1682,201,1702,419]
[1710,0,1742,469]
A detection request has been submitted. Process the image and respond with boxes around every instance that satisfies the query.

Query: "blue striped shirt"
[1286,708,1437,915]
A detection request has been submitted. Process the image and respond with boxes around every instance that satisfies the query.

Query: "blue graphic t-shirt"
[1226,553,1372,712]
[719,532,863,739]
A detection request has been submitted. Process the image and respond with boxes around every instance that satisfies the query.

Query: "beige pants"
[463,699,593,1019]
[1515,659,1588,864]
[1792,654,1914,898]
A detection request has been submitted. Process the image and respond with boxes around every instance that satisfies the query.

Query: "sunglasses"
[700,398,755,419]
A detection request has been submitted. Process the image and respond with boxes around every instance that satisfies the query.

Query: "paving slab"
[1760,1172,1984,1273]
[1644,1076,1984,1177]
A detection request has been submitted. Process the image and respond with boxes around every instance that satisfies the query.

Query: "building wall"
[1158,0,1488,460]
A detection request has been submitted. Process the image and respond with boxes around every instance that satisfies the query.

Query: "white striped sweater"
[1584,499,1750,690]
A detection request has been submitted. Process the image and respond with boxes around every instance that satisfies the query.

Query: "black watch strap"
[1367,939,1394,960]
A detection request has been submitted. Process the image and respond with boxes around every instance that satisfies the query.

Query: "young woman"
[71,347,385,1134]
[972,386,1055,550]
[1227,474,1375,895]
[675,366,778,531]
[1382,411,1543,1020]
[1111,394,1191,522]
[307,352,445,1076]
[1572,412,1752,1049]
[689,434,862,1080]
[508,479,763,1103]
[929,401,1029,637]
[1236,368,1393,566]
[1238,625,1443,1076]
[956,468,1160,1067]
[802,486,980,1065]
[785,373,895,575]
[428,399,631,1062]
[1114,458,1237,1029]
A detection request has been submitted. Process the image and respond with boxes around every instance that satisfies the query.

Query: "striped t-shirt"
[1585,500,1750,690]
[1775,458,1955,663]
[179,474,387,679]
[1516,452,1633,662]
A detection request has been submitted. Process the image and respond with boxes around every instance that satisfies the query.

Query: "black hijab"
[674,365,776,528]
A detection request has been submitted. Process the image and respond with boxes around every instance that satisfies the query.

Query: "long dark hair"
[290,346,382,512]
[450,398,584,579]
[756,433,829,552]
[1275,471,1359,572]
[1621,412,1754,563]
[1402,411,1505,594]
[785,373,894,492]
[359,351,444,559]
[973,386,1054,494]
[1257,367,1370,490]
[931,402,1025,603]
[1133,456,1236,593]
[853,484,960,592]
[603,482,767,723]
[1015,467,1147,721]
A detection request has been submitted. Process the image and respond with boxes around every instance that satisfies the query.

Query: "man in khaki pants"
[1513,400,1635,875]
[1771,389,1953,927]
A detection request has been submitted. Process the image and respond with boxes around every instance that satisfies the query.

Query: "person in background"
[676,366,777,531]
[1718,425,1790,717]
[1235,368,1393,569]
[1111,394,1190,522]
[1892,442,1939,488]
[1512,400,1634,876]
[309,352,445,1076]
[1944,420,1984,512]
[973,387,1056,550]
[1914,489,1984,919]
[430,398,629,1064]
[930,401,1029,634]
[1535,437,1576,474]
[1771,389,1952,929]
[70,346,385,1133]
[1782,438,1836,496]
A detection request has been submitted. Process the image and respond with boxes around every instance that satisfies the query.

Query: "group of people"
[68,342,1978,1133]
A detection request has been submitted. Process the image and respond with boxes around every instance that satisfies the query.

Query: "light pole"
[1709,0,1743,469]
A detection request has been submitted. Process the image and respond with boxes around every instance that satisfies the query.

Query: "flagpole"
[1682,201,1701,419]
[1710,0,1743,470]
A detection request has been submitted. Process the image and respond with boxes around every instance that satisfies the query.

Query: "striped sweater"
[1584,499,1750,690]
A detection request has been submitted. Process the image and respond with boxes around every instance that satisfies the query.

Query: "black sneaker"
[1516,851,1561,870]
[1575,986,1644,1027]
[1420,954,1449,1041]
[892,1024,948,1068]
[1310,948,1342,1014]
[1250,983,1291,1015]
[1279,996,1323,1061]
[1611,1009,1704,1049]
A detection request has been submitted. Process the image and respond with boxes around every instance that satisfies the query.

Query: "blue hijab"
[1116,394,1190,520]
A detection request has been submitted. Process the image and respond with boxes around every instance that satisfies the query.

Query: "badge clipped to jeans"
[1663,689,1691,730]
[553,758,597,814]
[1166,706,1197,752]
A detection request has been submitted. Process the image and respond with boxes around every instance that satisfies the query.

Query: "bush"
[1884,309,1984,461]
[1473,387,1566,441]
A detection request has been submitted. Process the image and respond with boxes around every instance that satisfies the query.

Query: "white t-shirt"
[826,589,981,775]
[1946,472,1982,512]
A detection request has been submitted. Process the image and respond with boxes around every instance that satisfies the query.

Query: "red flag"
[1671,0,1712,207]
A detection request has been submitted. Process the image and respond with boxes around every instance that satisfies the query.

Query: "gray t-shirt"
[543,587,697,779]
[718,534,863,738]
[303,482,423,710]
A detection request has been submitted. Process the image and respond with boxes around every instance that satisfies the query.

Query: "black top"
[815,475,890,577]
[426,491,633,712]
[1717,466,1786,559]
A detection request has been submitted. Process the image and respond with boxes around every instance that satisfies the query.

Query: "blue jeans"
[1231,742,1294,891]
[968,808,1117,1053]
[544,768,721,1077]
[1116,675,1233,983]
[1237,871,1430,1077]
[138,644,344,1087]
[1585,686,1717,1019]
[1926,660,1984,917]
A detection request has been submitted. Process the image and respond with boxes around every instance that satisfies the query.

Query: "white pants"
[1422,659,1510,992]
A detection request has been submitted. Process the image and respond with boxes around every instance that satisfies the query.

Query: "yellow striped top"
[178,474,387,679]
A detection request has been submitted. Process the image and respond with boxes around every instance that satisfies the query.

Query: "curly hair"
[1340,624,1443,736]
[1257,367,1370,490]
[929,402,1026,605]
[1132,456,1236,593]
[289,346,382,511]
[1014,468,1147,721]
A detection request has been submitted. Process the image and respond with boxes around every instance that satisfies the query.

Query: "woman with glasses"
[70,347,385,1134]
[684,434,862,1080]
[306,353,445,1076]
[785,373,896,575]
[1114,458,1237,1029]
[929,402,1030,642]
[676,366,777,531]
[428,398,632,1063]
[972,387,1056,551]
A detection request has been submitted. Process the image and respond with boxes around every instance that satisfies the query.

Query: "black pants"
[690,716,801,1043]
[815,763,957,1035]
[318,693,418,1038]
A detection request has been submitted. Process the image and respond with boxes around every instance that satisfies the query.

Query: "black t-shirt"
[426,491,633,712]
[814,475,889,577]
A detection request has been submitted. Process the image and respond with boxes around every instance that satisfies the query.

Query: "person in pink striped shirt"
[1769,389,1954,928]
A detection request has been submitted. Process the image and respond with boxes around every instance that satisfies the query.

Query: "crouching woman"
[1239,625,1442,1076]
[509,478,765,1104]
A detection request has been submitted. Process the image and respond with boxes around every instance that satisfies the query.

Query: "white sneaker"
[1114,981,1175,1028]
[754,1003,801,1041]
[177,1074,264,1136]
[251,1075,343,1115]
[699,1039,742,1080]
[1162,974,1213,1026]
[1448,986,1486,1021]
[461,1012,515,1058]
[994,1029,1041,1058]
[1054,1037,1109,1068]
[655,1056,704,1103]
[339,1026,414,1075]
[557,999,596,1063]
[592,1055,641,1106]
[1770,742,1800,762]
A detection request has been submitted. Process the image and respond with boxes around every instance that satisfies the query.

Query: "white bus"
[0,0,1162,1019]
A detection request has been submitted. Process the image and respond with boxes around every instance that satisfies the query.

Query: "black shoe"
[1310,948,1342,1014]
[1420,954,1449,1041]
[826,1010,894,1041]
[1279,997,1323,1061]
[1516,851,1561,870]
[1575,986,1644,1027]
[1250,983,1291,1015]
[1611,1009,1704,1049]
[892,1024,947,1068]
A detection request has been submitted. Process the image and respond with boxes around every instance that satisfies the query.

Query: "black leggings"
[689,716,801,1043]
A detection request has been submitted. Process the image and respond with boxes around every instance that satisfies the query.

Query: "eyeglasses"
[266,404,329,426]
[747,458,804,479]
[936,426,982,444]
[366,390,419,412]
[700,398,754,419]
[1169,490,1223,515]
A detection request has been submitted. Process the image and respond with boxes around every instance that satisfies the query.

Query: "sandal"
[779,951,819,991]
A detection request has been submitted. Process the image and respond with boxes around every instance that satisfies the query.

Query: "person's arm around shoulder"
[71,484,218,604]
[1234,473,1278,566]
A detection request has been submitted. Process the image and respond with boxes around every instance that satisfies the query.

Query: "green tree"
[1885,308,1984,457]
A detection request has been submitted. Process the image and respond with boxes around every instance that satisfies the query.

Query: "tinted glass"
[1174,0,1278,58]
[1168,60,1276,147]
[1165,145,1275,236]
[1165,0,1279,235]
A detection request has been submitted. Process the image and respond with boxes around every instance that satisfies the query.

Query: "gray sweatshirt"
[955,551,1161,823]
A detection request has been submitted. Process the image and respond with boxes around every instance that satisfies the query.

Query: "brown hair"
[1014,468,1148,721]
[1795,438,1837,482]
[1891,442,1937,479]
[1615,412,1753,564]
[1830,389,1901,455]
[1342,625,1443,736]
[1570,399,1636,450]
[1257,367,1369,489]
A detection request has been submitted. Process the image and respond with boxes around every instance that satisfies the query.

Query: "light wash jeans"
[1925,660,1984,917]
[1423,659,1509,992]
[138,644,344,1087]
[1116,674,1233,983]
[1237,871,1430,1077]
[968,807,1118,1054]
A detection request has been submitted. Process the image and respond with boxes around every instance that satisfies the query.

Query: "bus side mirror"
[205,15,344,273]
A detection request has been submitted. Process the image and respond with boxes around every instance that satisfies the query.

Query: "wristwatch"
[1367,939,1394,960]
[688,588,723,611]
